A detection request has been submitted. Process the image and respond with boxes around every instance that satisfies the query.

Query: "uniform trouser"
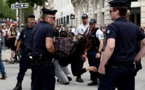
[87,50,100,81]
[71,53,84,76]
[32,61,55,90]
[17,50,30,82]
[53,60,70,83]
[98,66,135,90]
[0,43,6,76]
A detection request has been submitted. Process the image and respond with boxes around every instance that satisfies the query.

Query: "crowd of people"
[0,0,145,90]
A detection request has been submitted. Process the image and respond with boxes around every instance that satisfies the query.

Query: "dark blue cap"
[28,15,35,18]
[109,0,127,7]
[81,14,88,19]
[89,19,96,24]
[42,8,57,15]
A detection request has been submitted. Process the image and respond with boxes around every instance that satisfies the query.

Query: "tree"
[6,0,48,23]
[0,0,16,20]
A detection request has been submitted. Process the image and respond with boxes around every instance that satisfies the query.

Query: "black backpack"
[54,37,76,66]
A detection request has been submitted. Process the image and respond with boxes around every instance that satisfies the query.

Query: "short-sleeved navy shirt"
[33,21,55,58]
[27,22,40,49]
[106,17,145,64]
[19,25,33,47]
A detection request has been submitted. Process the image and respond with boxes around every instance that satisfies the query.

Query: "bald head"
[126,9,131,20]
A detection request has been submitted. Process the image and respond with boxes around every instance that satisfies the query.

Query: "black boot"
[67,76,72,81]
[87,81,98,86]
[13,82,22,90]
[76,76,84,83]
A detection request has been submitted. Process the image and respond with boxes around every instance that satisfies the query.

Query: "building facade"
[54,0,74,26]
[72,0,145,26]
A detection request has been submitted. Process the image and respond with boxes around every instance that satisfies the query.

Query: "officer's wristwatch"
[97,51,101,54]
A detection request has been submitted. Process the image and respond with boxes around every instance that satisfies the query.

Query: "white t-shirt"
[75,24,89,39]
[96,29,104,40]
[71,28,76,34]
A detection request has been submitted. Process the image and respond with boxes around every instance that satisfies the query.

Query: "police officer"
[13,15,35,90]
[32,9,57,90]
[98,1,145,90]
[72,14,89,82]
[85,19,104,86]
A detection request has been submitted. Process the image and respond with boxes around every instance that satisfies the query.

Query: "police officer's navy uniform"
[98,1,145,90]
[32,9,57,90]
[86,19,104,86]
[17,24,33,79]
[13,15,35,90]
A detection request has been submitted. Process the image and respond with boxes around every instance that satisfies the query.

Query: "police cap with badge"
[89,19,96,24]
[41,8,57,15]
[109,0,128,7]
[81,14,88,19]
[28,14,35,18]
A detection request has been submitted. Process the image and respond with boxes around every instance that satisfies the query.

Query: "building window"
[64,17,65,25]
[58,18,61,25]
[67,15,69,24]
[101,12,104,25]
[95,0,98,9]
[102,0,105,8]
[57,19,58,26]
[61,18,63,24]
[86,5,89,12]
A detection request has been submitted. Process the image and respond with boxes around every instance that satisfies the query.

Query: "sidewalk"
[1,49,145,90]
[2,49,11,61]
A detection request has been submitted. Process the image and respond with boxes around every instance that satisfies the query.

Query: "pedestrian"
[32,9,57,90]
[13,15,35,90]
[85,19,104,86]
[72,14,89,83]
[0,32,7,80]
[98,1,145,90]
[8,25,17,62]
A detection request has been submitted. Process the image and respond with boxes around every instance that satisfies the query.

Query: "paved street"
[1,50,145,90]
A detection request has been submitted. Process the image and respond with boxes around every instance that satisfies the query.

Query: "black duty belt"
[106,63,134,68]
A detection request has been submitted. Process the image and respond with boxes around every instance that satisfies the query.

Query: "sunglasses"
[48,16,55,20]
[110,10,115,13]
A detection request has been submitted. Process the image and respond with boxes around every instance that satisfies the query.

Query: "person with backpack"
[13,15,35,90]
[84,19,104,86]
[53,26,72,85]
[73,14,89,83]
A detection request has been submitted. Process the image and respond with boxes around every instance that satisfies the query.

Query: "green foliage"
[1,0,47,21]
[0,0,16,20]
[23,5,33,23]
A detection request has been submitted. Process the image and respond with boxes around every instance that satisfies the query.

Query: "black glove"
[25,47,33,59]
[134,60,142,76]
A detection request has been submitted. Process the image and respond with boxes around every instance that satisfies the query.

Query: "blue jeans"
[0,44,6,76]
